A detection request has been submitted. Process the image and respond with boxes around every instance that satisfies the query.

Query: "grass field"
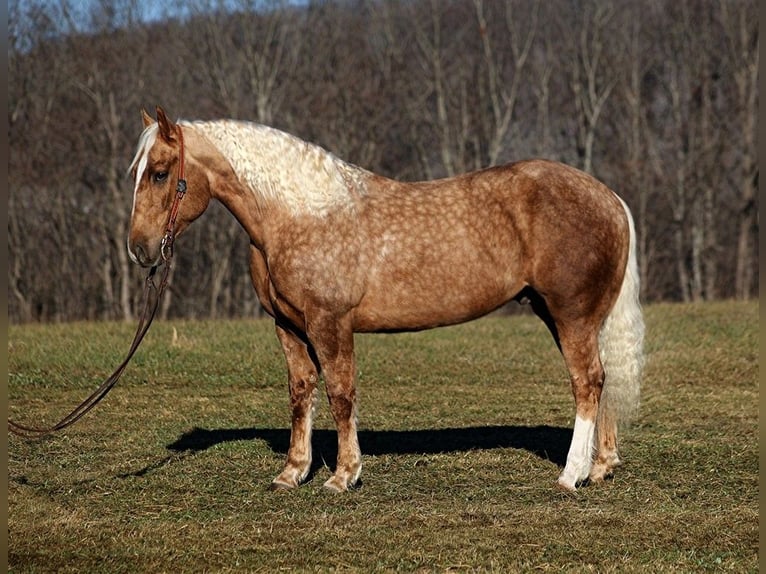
[8,301,759,572]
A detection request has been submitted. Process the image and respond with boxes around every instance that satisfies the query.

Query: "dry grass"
[8,301,758,572]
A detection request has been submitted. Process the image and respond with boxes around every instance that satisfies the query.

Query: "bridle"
[8,126,188,437]
[161,127,187,262]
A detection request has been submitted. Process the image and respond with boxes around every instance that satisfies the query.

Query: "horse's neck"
[189,120,369,220]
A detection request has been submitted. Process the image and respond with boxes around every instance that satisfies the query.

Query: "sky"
[14,0,306,31]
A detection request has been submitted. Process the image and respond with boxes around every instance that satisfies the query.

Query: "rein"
[8,128,188,438]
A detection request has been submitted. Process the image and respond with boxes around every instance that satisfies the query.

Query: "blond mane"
[186,120,369,216]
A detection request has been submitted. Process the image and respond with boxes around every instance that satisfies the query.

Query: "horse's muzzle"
[127,240,161,268]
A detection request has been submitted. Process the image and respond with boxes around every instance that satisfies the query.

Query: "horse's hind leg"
[271,323,320,490]
[556,327,605,491]
[590,400,620,482]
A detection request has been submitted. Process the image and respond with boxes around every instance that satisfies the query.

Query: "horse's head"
[127,107,210,267]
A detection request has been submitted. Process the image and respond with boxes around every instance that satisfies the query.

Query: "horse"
[128,106,644,493]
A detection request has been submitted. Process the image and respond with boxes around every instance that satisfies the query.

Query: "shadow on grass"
[166,424,571,469]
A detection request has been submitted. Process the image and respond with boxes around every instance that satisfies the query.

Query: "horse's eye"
[153,171,168,183]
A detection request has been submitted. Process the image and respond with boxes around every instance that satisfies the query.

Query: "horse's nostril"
[129,242,152,267]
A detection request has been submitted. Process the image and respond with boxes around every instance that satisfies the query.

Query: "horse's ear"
[155,106,177,143]
[141,108,154,128]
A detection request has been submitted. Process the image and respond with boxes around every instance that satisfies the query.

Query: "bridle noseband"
[8,126,188,438]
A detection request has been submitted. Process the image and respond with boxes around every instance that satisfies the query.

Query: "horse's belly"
[351,208,525,332]
[352,273,520,333]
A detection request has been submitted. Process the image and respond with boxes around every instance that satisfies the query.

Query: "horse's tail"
[598,198,645,430]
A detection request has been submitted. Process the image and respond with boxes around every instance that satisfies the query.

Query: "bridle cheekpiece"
[160,126,187,262]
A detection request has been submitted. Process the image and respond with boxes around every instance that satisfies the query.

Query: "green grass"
[8,301,759,572]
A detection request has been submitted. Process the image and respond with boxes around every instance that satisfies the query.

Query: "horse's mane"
[128,123,158,176]
[186,120,370,216]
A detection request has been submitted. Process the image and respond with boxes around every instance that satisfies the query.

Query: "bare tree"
[472,0,538,165]
[76,71,137,320]
[617,8,656,300]
[530,25,555,158]
[639,0,739,302]
[720,1,759,300]
[565,1,620,175]
[185,0,298,122]
[408,0,477,177]
[8,190,33,322]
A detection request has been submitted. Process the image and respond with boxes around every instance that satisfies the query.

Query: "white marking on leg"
[558,415,596,490]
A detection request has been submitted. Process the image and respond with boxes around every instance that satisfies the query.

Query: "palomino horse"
[128,107,644,492]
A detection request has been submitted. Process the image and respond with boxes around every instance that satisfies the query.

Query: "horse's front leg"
[271,323,320,490]
[306,312,361,492]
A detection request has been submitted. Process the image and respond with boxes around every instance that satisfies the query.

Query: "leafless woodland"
[8,0,758,323]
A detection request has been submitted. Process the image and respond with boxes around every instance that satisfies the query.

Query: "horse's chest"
[267,231,368,309]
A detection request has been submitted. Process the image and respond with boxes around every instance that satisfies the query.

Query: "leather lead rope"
[8,126,188,438]
[8,266,170,437]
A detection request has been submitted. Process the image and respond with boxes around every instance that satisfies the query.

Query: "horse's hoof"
[270,479,296,491]
[588,464,612,483]
[271,464,310,490]
[555,482,578,494]
[323,471,362,492]
[270,470,302,490]
[556,476,578,493]
[323,475,348,493]
[589,455,620,483]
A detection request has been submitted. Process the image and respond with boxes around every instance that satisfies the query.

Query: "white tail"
[598,199,645,428]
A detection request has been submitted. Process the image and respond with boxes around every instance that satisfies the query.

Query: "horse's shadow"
[146,424,571,481]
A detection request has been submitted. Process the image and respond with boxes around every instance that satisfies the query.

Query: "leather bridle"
[8,127,188,437]
[161,126,187,262]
